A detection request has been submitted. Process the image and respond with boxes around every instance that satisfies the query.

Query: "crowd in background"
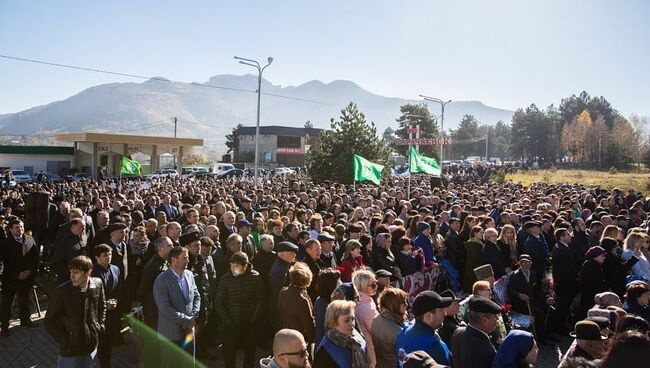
[1,171,650,367]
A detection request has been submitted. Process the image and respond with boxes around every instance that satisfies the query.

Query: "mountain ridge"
[0,75,514,149]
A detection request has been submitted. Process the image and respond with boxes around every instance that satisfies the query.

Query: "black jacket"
[451,325,496,368]
[44,278,106,357]
[372,246,397,274]
[52,232,88,278]
[396,250,422,277]
[252,250,277,286]
[482,241,506,279]
[136,254,167,328]
[445,230,465,275]
[439,315,465,347]
[580,259,608,314]
[0,235,39,282]
[507,268,540,314]
[552,242,579,297]
[214,265,264,325]
[570,231,589,268]
[603,252,638,298]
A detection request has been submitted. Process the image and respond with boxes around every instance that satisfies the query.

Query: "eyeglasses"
[279,346,309,358]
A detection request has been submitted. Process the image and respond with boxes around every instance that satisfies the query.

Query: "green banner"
[353,154,384,185]
[120,156,141,175]
[409,146,441,177]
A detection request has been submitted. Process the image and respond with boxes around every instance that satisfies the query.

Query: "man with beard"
[396,291,453,366]
[259,329,311,368]
[180,230,215,360]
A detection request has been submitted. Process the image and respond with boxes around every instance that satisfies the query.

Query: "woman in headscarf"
[492,330,538,368]
[315,300,370,368]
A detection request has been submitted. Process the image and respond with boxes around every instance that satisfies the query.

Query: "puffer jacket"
[215,264,264,326]
[44,277,106,357]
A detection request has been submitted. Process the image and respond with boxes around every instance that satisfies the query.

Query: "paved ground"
[0,290,571,367]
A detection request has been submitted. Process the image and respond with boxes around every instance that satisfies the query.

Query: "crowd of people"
[0,170,650,367]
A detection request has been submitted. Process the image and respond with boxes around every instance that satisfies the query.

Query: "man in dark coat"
[106,222,131,314]
[302,238,326,302]
[44,256,106,365]
[51,218,88,285]
[444,218,464,278]
[552,228,579,334]
[156,194,179,222]
[137,236,172,329]
[92,244,121,368]
[218,211,237,246]
[268,241,297,335]
[0,218,40,336]
[507,254,550,339]
[523,221,550,283]
[579,246,608,320]
[214,252,264,368]
[570,218,589,269]
[438,289,465,346]
[450,296,502,368]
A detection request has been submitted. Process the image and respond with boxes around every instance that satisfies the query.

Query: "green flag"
[353,154,384,185]
[120,156,141,175]
[409,146,441,177]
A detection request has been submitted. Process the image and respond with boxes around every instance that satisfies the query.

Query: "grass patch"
[504,169,650,195]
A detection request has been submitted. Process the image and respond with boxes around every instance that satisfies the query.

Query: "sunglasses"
[279,346,309,358]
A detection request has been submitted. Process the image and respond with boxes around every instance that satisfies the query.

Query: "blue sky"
[1,0,648,117]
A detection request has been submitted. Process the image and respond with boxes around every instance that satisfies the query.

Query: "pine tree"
[307,102,390,184]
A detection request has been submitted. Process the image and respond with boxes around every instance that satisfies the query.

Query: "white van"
[213,163,235,174]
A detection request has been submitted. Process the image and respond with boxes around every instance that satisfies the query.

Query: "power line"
[0,54,401,114]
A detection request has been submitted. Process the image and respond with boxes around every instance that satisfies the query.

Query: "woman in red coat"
[339,240,365,282]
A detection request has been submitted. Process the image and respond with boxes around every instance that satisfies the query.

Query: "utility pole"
[172,117,178,170]
[485,133,489,161]
[234,56,274,190]
[420,95,452,161]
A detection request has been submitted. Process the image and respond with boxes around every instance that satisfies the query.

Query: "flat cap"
[317,232,335,242]
[237,219,252,227]
[275,241,299,253]
[518,254,532,263]
[439,289,457,302]
[375,269,392,278]
[179,231,201,246]
[523,220,542,230]
[403,350,446,368]
[412,291,452,316]
[468,295,503,314]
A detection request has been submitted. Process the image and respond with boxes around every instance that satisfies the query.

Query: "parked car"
[212,163,235,174]
[216,169,244,179]
[187,169,212,179]
[145,169,179,180]
[43,172,63,183]
[66,173,90,182]
[11,170,32,183]
[272,167,295,176]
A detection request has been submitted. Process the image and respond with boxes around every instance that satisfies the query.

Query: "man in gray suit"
[153,246,200,351]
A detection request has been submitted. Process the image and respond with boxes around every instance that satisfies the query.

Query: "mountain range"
[0,74,514,150]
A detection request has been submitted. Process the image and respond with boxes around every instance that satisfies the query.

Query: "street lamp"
[234,55,274,189]
[419,95,452,161]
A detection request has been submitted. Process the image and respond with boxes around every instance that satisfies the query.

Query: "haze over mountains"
[0,74,514,149]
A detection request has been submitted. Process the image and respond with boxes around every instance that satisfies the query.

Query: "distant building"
[0,146,74,175]
[238,126,324,167]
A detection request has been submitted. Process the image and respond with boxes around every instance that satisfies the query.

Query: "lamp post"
[419,95,452,161]
[234,55,273,189]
